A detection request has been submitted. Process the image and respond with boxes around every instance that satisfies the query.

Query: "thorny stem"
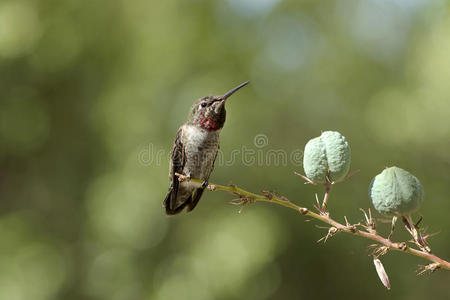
[180,176,450,271]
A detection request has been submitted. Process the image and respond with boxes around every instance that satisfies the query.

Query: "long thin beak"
[221,80,250,101]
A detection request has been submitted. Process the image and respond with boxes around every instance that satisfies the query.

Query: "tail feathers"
[164,189,190,215]
[187,188,205,212]
[164,187,205,215]
[165,197,191,215]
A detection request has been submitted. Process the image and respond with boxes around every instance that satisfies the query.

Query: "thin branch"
[180,176,450,271]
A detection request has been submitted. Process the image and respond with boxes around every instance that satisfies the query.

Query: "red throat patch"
[200,118,220,131]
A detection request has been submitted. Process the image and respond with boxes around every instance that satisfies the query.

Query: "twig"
[178,175,450,271]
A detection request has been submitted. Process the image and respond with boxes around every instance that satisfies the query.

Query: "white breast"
[181,124,220,180]
[183,125,210,146]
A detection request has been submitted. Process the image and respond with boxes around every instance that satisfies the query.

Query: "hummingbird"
[164,81,250,215]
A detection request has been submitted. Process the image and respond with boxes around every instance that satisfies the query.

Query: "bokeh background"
[1,0,450,299]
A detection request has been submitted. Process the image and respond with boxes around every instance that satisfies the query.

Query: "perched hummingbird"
[164,81,250,215]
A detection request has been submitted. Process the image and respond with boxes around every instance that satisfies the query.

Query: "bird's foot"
[201,180,208,189]
[175,173,191,182]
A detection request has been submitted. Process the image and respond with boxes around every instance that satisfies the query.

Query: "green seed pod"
[369,167,424,216]
[303,131,351,183]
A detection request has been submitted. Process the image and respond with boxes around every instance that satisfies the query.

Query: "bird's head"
[188,81,249,131]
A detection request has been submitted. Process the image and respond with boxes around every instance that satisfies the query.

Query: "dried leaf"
[373,257,391,290]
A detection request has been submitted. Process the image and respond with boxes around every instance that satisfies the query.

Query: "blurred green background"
[1,0,450,299]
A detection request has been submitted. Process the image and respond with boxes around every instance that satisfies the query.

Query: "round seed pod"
[303,131,351,183]
[369,166,424,216]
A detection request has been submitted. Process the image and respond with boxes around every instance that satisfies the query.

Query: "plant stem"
[187,178,450,271]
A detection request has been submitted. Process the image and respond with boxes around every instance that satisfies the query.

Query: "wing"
[164,128,185,214]
[187,146,219,212]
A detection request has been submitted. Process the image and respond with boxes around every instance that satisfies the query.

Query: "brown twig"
[177,175,450,272]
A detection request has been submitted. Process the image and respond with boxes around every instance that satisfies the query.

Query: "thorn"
[317,227,338,243]
[368,244,389,257]
[344,216,350,227]
[360,208,376,233]
[417,263,440,275]
[313,194,321,212]
[360,208,369,224]
[314,193,329,217]
[422,231,440,243]
[294,172,317,185]
[343,216,357,233]
[387,216,397,241]
[402,215,431,253]
[229,195,254,213]
[345,169,361,180]
[229,198,243,205]
[331,169,361,184]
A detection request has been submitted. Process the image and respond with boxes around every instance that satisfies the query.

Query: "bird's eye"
[201,102,207,108]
